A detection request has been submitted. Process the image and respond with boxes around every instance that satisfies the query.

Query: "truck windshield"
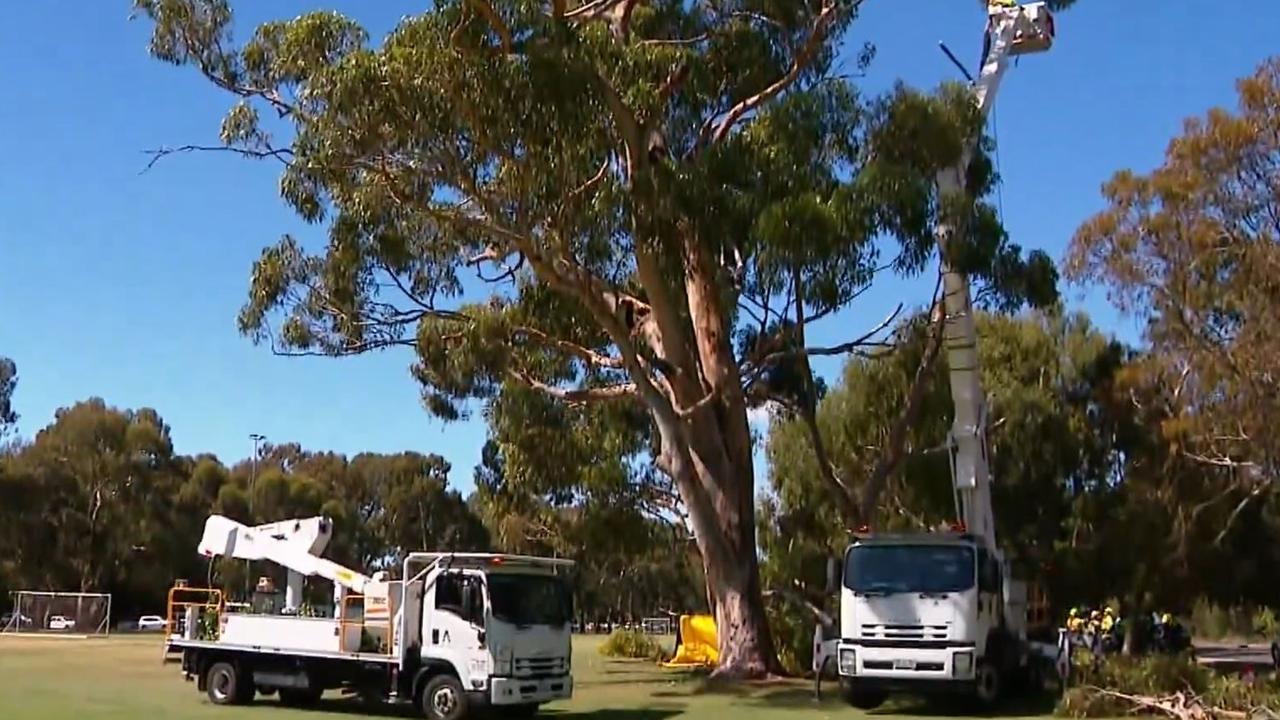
[487,573,571,628]
[845,544,975,595]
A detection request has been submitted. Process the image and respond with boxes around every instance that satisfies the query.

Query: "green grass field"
[0,634,1053,719]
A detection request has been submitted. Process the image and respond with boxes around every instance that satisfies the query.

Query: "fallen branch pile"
[1084,686,1280,720]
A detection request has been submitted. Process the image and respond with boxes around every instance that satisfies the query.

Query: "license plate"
[893,659,917,670]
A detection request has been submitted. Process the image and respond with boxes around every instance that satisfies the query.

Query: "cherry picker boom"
[823,2,1058,710]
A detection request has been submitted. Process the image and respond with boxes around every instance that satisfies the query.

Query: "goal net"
[2,591,112,635]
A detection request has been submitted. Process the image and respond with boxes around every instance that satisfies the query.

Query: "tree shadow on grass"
[247,693,688,719]
[645,676,1062,717]
[870,692,1061,718]
[541,709,685,720]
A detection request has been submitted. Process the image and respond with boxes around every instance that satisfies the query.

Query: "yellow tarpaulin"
[662,614,718,669]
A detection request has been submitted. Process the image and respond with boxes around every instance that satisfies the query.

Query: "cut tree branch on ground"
[1082,686,1280,720]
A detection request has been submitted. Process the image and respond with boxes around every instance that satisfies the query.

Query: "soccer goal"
[2,591,112,635]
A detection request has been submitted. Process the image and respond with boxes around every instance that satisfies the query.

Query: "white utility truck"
[165,514,574,720]
[824,1,1059,710]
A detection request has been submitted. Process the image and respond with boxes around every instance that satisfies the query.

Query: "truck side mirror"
[825,556,841,594]
[461,579,484,627]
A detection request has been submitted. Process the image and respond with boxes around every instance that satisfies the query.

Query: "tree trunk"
[675,438,781,678]
[699,529,779,678]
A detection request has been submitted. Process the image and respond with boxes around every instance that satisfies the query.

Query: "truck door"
[426,570,487,674]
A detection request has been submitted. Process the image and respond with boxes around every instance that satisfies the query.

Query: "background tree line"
[0,372,702,624]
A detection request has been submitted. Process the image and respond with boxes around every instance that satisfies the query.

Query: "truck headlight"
[953,651,973,677]
[493,646,513,676]
[838,648,857,675]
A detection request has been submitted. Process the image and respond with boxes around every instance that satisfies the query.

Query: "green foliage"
[763,598,820,676]
[1068,57,1280,518]
[761,300,1280,669]
[0,357,16,438]
[0,400,488,620]
[599,629,666,661]
[1056,653,1280,717]
[1253,606,1279,639]
[473,437,707,622]
[1189,599,1279,641]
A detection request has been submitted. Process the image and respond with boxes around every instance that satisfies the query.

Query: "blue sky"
[1,1,1274,494]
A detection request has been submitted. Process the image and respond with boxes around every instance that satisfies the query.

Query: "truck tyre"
[973,660,1002,708]
[420,674,468,720]
[206,662,246,706]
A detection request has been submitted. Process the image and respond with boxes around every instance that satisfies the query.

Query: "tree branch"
[1212,482,1271,546]
[747,302,903,377]
[508,369,637,404]
[789,265,861,524]
[639,33,709,46]
[512,326,624,369]
[859,276,947,523]
[466,0,513,53]
[467,246,526,283]
[703,2,839,146]
[141,144,293,172]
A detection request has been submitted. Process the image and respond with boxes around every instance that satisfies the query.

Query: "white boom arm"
[198,514,376,611]
[937,2,1054,550]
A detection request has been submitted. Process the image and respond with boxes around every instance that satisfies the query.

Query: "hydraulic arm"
[198,514,378,611]
[938,1,1054,550]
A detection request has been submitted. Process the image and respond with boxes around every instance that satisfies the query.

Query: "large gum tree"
[137,0,1054,676]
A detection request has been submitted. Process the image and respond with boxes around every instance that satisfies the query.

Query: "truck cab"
[410,556,574,714]
[833,531,1027,709]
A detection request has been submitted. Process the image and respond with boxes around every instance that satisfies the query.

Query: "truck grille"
[860,623,949,642]
[863,660,945,672]
[514,656,567,678]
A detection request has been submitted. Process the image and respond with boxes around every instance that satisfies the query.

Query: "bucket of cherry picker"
[990,1,1056,57]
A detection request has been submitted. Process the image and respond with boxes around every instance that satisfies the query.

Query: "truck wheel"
[421,674,468,720]
[206,662,245,706]
[973,661,1003,708]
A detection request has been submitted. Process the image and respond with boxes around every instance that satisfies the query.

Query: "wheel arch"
[412,659,462,703]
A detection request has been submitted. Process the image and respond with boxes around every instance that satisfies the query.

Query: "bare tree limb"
[513,326,624,369]
[639,33,709,46]
[466,0,513,53]
[142,144,293,172]
[566,159,611,203]
[467,246,526,283]
[508,369,637,404]
[859,275,947,523]
[1212,482,1271,545]
[788,266,862,524]
[704,2,840,146]
[747,303,903,375]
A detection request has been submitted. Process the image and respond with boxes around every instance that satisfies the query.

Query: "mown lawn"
[0,634,1054,719]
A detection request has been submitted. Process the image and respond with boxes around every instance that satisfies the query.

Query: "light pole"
[246,433,266,599]
[249,433,265,518]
